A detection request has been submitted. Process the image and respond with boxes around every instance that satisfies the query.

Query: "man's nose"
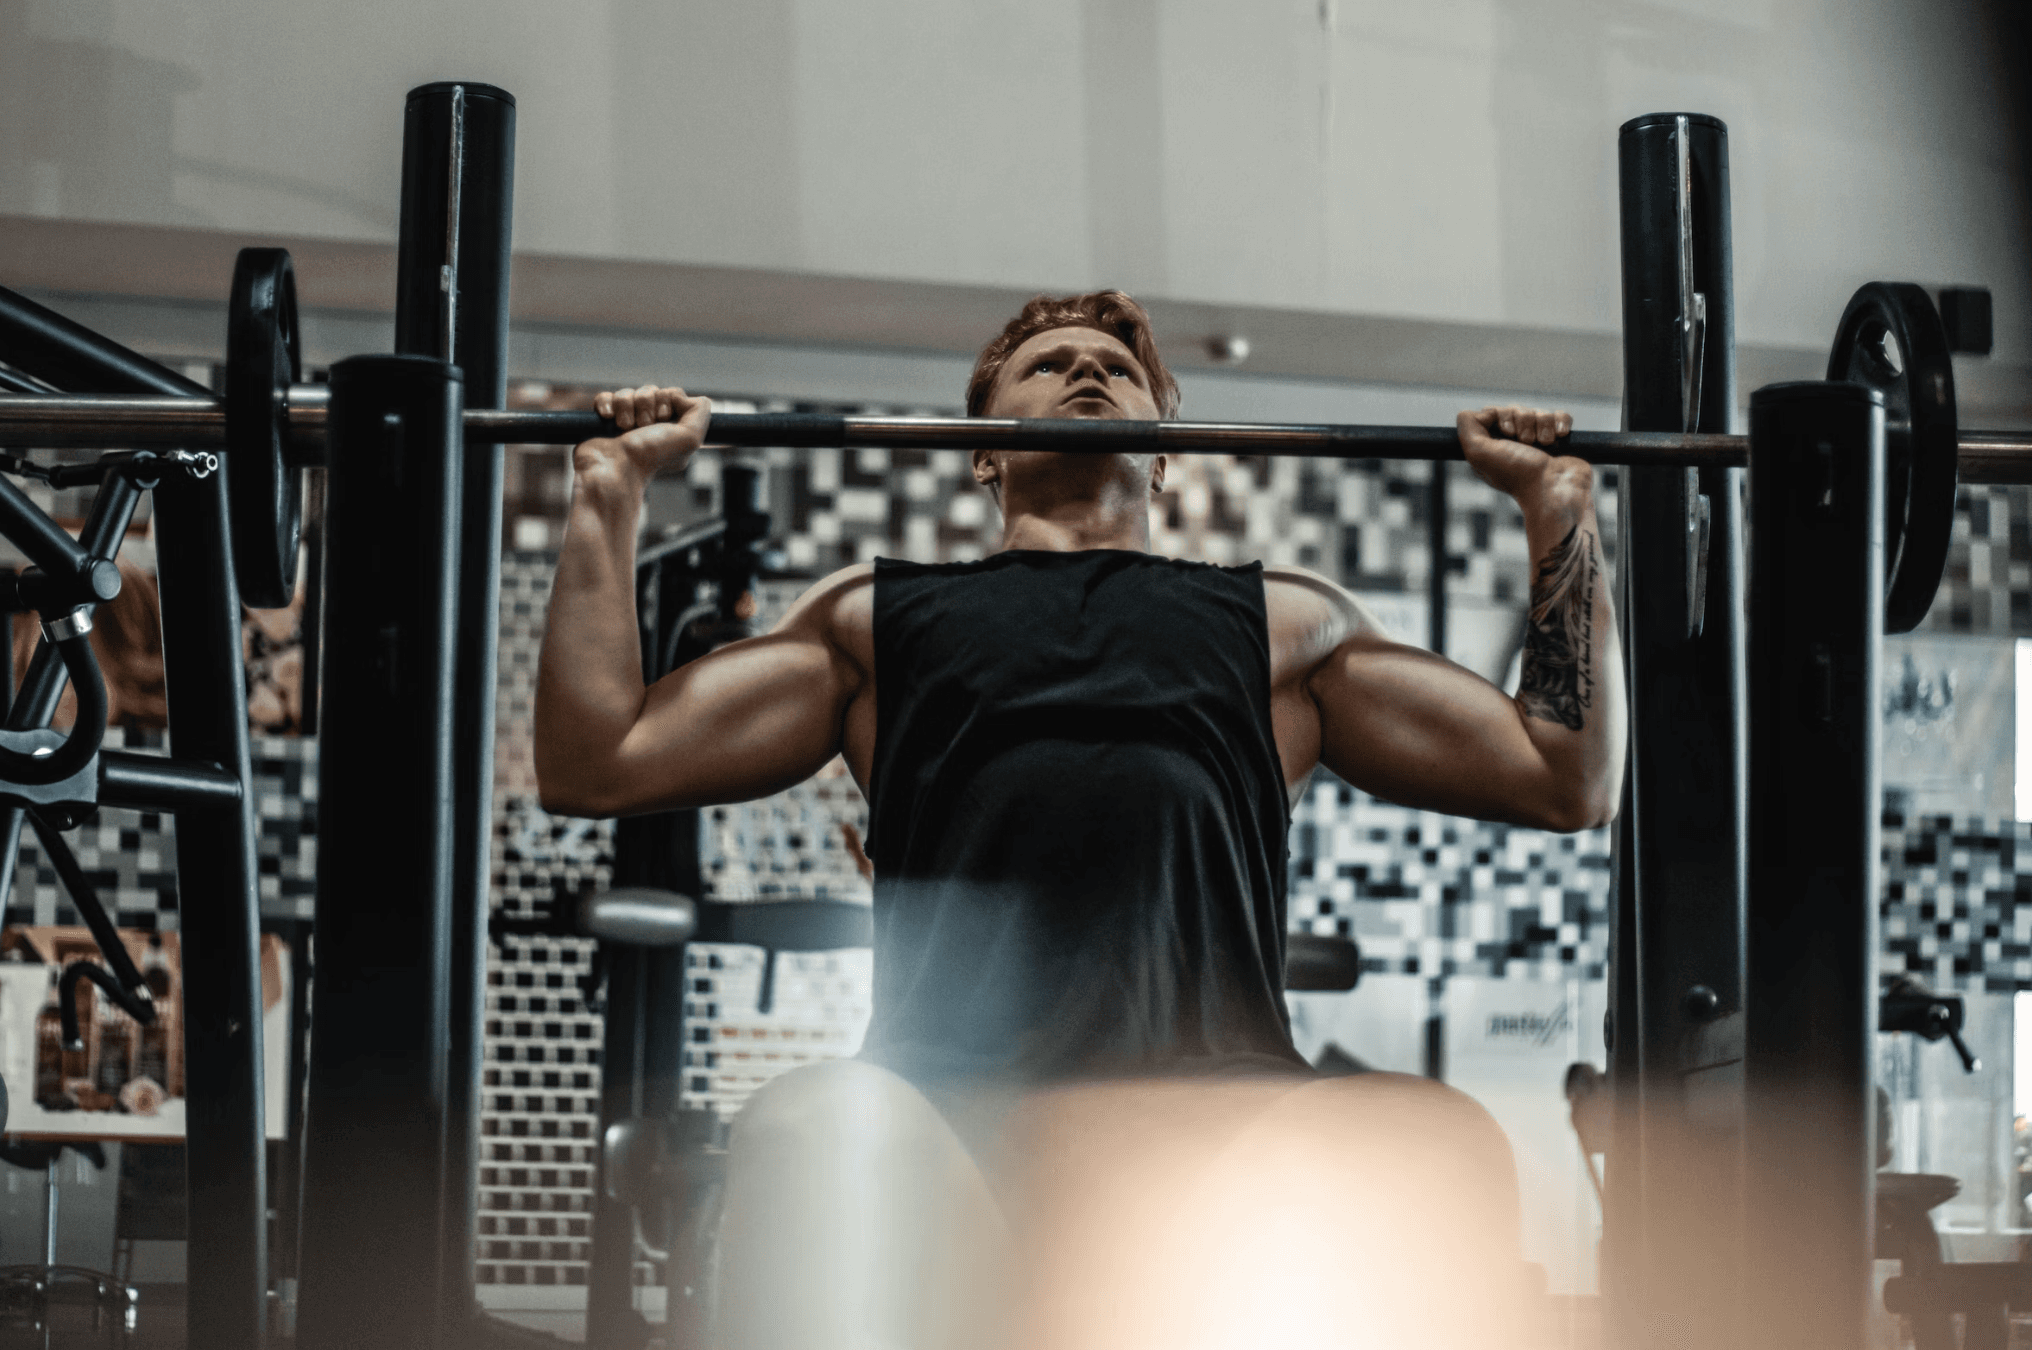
[1066,353,1107,384]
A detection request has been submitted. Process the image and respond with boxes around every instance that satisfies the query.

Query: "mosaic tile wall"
[1882,812,2032,994]
[2,727,316,928]
[1921,484,2032,638]
[1288,780,1614,982]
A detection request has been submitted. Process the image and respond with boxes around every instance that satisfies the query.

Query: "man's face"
[974,325,1166,504]
[981,326,1160,421]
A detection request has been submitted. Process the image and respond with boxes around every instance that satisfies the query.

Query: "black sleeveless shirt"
[860,549,1308,1089]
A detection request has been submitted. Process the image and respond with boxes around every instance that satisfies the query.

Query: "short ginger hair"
[966,290,1180,419]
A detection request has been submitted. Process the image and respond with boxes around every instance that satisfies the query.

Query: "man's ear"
[1150,453,1167,499]
[973,449,999,492]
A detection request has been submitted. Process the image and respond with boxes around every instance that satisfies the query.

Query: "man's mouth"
[1061,386,1115,409]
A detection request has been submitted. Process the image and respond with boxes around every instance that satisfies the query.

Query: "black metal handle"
[1285,932,1364,992]
[0,562,123,616]
[57,959,156,1050]
[1880,979,1981,1074]
[27,807,143,985]
[0,633,105,786]
[1944,1026,1981,1074]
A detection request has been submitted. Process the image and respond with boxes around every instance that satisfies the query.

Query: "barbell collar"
[285,382,329,465]
[40,608,92,644]
[1,391,2031,479]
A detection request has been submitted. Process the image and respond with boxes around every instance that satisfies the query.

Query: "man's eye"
[1109,366,1131,378]
[1034,361,1054,374]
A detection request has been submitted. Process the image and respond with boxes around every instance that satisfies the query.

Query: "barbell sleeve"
[1947,431,2032,484]
[1,391,2030,479]
[0,395,228,449]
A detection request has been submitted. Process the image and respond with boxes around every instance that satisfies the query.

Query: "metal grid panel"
[478,555,613,1289]
[477,931,603,1288]
[681,944,873,1117]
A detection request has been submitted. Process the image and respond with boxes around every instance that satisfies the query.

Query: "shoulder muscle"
[773,563,874,664]
[1263,565,1393,675]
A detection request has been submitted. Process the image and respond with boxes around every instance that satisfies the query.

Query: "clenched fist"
[573,385,713,489]
[1456,404,1590,514]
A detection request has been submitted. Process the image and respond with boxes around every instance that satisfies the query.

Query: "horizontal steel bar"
[465,409,1755,467]
[1949,431,2032,484]
[0,395,228,448]
[98,750,244,811]
[1,392,2030,479]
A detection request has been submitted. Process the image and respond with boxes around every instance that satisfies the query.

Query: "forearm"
[1511,469,1625,826]
[534,462,651,803]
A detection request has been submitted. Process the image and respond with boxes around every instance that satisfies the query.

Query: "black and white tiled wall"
[1922,484,2032,636]
[2,726,316,930]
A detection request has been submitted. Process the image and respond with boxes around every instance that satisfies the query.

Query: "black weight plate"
[225,248,303,610]
[1827,281,1958,634]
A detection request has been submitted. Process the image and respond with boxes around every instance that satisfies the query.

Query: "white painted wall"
[2,0,2026,356]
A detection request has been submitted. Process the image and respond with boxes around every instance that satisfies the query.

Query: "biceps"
[612,633,854,811]
[1312,647,1563,824]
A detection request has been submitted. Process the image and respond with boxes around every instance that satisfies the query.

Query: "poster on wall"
[6,553,310,740]
[1443,977,1607,1297]
[0,927,290,1140]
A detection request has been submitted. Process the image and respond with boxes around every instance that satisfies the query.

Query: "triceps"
[1516,523,1603,732]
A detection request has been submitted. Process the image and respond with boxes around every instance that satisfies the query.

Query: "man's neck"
[996,504,1150,554]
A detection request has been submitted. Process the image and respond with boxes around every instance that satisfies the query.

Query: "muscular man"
[536,291,1624,1349]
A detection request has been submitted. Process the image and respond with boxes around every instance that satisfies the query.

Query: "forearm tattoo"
[1517,525,1599,731]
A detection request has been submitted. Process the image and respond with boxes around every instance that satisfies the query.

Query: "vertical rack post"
[393,80,517,1331]
[296,354,464,1350]
[1742,381,1883,1350]
[152,419,271,1350]
[1606,110,1747,1348]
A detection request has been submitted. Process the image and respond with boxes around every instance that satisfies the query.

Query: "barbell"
[0,248,2024,626]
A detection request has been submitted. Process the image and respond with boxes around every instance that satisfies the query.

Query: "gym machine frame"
[0,295,269,1350]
